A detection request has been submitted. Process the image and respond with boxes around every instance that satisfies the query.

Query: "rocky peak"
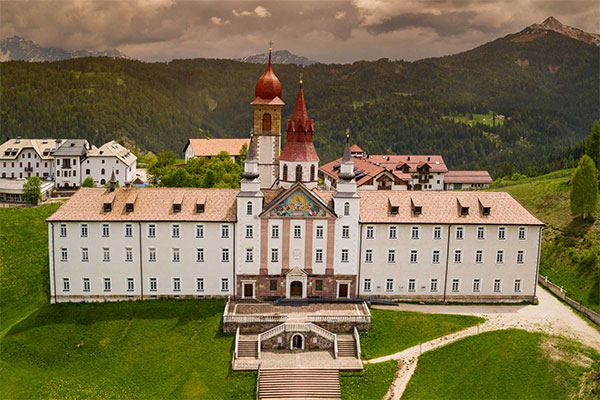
[523,16,600,47]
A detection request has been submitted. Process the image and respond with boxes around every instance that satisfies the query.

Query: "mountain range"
[0,36,128,62]
[0,17,597,179]
[236,50,316,66]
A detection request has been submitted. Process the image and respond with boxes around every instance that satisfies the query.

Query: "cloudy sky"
[1,0,598,63]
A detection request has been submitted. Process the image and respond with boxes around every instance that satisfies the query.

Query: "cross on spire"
[268,40,273,51]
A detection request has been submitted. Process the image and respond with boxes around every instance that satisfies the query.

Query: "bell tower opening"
[262,113,272,133]
[295,165,302,182]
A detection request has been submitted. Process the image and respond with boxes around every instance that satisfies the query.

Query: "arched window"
[247,201,253,216]
[310,165,315,181]
[282,164,288,181]
[344,202,350,216]
[295,165,303,182]
[262,113,272,132]
[101,168,105,175]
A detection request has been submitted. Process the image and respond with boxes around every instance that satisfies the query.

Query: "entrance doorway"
[243,283,254,298]
[338,283,349,298]
[290,281,303,297]
[291,334,304,350]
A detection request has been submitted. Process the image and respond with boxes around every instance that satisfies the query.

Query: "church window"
[294,225,301,238]
[344,202,350,216]
[315,280,323,291]
[246,201,253,215]
[262,113,272,132]
[315,249,323,263]
[316,225,324,239]
[310,165,315,181]
[272,225,279,238]
[295,165,302,181]
[283,164,288,181]
[341,249,349,263]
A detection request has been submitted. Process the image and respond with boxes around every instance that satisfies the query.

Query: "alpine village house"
[47,50,543,306]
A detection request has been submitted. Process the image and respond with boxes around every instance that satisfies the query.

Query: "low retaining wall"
[223,321,281,334]
[538,275,600,326]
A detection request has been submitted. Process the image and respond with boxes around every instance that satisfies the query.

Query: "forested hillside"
[1,29,597,178]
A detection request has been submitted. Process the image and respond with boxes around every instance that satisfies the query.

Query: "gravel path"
[366,285,600,400]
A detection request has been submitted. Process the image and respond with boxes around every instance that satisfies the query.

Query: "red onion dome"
[254,51,282,100]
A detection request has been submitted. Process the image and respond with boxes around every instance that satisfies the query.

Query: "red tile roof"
[280,86,319,162]
[350,144,363,153]
[186,138,249,157]
[445,170,493,184]
[365,154,448,173]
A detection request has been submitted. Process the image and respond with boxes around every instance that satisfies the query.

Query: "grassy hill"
[1,28,597,178]
[489,169,600,313]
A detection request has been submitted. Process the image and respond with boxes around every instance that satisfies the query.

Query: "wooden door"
[290,281,302,297]
[338,284,349,298]
[244,283,253,298]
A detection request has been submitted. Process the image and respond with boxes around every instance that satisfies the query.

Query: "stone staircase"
[238,339,258,358]
[259,368,341,399]
[337,339,357,358]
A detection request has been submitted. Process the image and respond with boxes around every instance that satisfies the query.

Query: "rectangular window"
[432,250,440,264]
[315,280,323,291]
[80,224,88,237]
[172,224,180,238]
[221,225,229,238]
[518,227,526,240]
[81,248,89,262]
[196,248,205,262]
[498,227,506,240]
[104,278,111,292]
[389,226,397,239]
[433,226,442,240]
[411,226,420,240]
[517,250,524,264]
[221,248,229,262]
[475,250,483,264]
[366,226,374,239]
[408,279,416,292]
[196,278,205,292]
[60,223,67,237]
[196,224,204,238]
[245,248,253,262]
[148,248,156,262]
[410,250,418,264]
[294,225,301,239]
[272,225,279,238]
[451,279,460,292]
[315,249,323,263]
[455,226,464,240]
[245,225,253,238]
[430,279,438,292]
[246,202,253,215]
[83,278,90,292]
[316,225,323,239]
[363,279,372,292]
[103,247,110,262]
[496,250,504,264]
[148,224,156,238]
[270,279,277,291]
[127,278,134,292]
[387,249,395,263]
[221,278,229,292]
[271,248,279,262]
[514,279,521,292]
[341,249,349,263]
[125,224,133,237]
[365,249,373,263]
[62,278,70,292]
[454,249,462,263]
[149,277,157,291]
[172,248,180,262]
[477,226,485,240]
[473,279,481,292]
[173,278,181,292]
[494,279,502,292]
[102,224,110,237]
[342,225,350,239]
[386,279,394,292]
[125,248,133,262]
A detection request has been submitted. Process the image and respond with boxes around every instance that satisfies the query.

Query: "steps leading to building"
[237,340,258,358]
[259,368,341,399]
[337,340,356,358]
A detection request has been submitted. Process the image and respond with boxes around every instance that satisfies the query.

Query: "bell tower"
[251,43,285,189]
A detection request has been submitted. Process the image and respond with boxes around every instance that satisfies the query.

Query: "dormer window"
[414,206,422,215]
[391,206,399,215]
[478,199,492,217]
[411,197,422,216]
[196,204,205,213]
[125,203,134,212]
[173,203,181,213]
[104,202,112,212]
[482,207,491,216]
[461,207,469,216]
[125,193,137,213]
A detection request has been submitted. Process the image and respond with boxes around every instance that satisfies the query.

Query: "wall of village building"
[1,148,54,179]
[358,224,541,301]
[48,221,235,302]
[55,156,83,188]
[82,156,136,186]
[445,182,491,190]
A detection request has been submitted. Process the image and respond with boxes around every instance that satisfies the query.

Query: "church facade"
[47,52,544,303]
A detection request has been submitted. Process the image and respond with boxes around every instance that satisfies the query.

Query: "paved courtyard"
[234,349,363,371]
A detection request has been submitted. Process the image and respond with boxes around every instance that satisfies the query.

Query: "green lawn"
[1,300,255,399]
[360,309,484,359]
[0,203,60,335]
[489,172,600,313]
[403,329,600,399]
[340,360,397,400]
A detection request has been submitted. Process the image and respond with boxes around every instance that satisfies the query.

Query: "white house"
[53,139,92,189]
[83,140,137,186]
[0,137,58,180]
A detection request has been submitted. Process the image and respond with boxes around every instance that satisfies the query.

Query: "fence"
[538,275,600,326]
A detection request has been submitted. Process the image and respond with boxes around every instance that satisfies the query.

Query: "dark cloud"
[0,0,597,63]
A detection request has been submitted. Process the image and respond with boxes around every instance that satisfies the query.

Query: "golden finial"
[345,128,350,142]
[268,40,273,52]
[299,72,303,86]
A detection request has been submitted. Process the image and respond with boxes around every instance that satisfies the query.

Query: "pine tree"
[570,155,599,220]
[585,121,600,169]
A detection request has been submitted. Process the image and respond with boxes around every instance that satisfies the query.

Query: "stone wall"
[222,321,281,334]
[261,331,333,351]
[312,322,370,333]
[236,273,357,300]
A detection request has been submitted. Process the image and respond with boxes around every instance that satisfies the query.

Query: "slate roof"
[53,139,89,157]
